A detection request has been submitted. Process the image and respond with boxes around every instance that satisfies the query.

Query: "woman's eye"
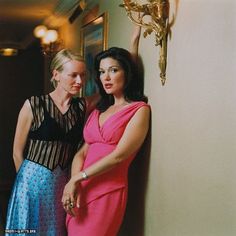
[99,70,105,75]
[68,73,76,78]
[110,68,118,73]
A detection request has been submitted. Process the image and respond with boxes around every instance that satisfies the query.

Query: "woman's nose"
[76,75,82,83]
[103,72,111,81]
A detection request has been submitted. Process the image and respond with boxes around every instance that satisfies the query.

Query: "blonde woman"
[5,49,88,235]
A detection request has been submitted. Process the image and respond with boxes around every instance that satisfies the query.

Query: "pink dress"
[67,101,149,236]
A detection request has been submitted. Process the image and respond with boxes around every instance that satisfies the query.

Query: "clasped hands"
[61,179,81,216]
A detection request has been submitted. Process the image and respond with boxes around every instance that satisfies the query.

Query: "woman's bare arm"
[62,142,89,213]
[62,105,150,215]
[70,105,150,184]
[13,100,33,172]
[70,143,89,177]
[130,24,142,62]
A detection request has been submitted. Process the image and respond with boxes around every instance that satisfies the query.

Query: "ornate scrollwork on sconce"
[121,0,171,86]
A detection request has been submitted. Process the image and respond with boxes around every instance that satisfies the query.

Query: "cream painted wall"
[141,1,236,235]
[61,0,236,235]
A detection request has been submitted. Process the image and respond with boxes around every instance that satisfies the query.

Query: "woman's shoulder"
[27,94,45,103]
[127,101,151,121]
[130,100,151,110]
[25,94,48,115]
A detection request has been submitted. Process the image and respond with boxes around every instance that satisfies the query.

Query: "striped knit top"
[25,95,86,171]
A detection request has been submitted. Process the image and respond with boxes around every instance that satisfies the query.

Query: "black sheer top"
[26,95,86,170]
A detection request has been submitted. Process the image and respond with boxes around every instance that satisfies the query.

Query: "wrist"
[70,175,78,185]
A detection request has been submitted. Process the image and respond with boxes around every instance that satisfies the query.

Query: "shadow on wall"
[118,96,151,236]
[118,54,151,236]
[119,117,152,236]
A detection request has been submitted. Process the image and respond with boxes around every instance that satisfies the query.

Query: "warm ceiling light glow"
[0,48,18,56]
[33,25,60,56]
[44,30,58,43]
[34,25,47,38]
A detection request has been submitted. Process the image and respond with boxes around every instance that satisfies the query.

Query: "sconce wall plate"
[121,0,171,86]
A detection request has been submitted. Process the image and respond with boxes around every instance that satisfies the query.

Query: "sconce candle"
[34,25,47,38]
[44,30,58,43]
[121,0,171,86]
[33,25,61,57]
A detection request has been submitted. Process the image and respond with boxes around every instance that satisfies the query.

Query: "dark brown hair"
[94,47,147,111]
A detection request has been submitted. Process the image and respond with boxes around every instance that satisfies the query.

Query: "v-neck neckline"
[48,94,72,116]
[97,102,136,129]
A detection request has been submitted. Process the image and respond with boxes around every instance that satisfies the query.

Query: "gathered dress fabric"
[5,95,86,236]
[67,101,149,236]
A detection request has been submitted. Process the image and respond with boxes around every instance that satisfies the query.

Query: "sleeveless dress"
[5,95,86,236]
[67,101,150,236]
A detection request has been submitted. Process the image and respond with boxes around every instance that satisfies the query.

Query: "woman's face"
[99,57,125,96]
[54,60,86,95]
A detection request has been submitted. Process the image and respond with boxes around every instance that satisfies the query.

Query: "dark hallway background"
[0,44,44,232]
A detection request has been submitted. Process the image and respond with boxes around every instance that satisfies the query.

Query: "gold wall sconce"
[34,25,61,57]
[121,0,172,86]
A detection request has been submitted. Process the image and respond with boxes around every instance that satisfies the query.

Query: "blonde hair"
[50,49,85,87]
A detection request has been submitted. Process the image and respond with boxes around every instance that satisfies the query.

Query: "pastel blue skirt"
[5,160,68,236]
